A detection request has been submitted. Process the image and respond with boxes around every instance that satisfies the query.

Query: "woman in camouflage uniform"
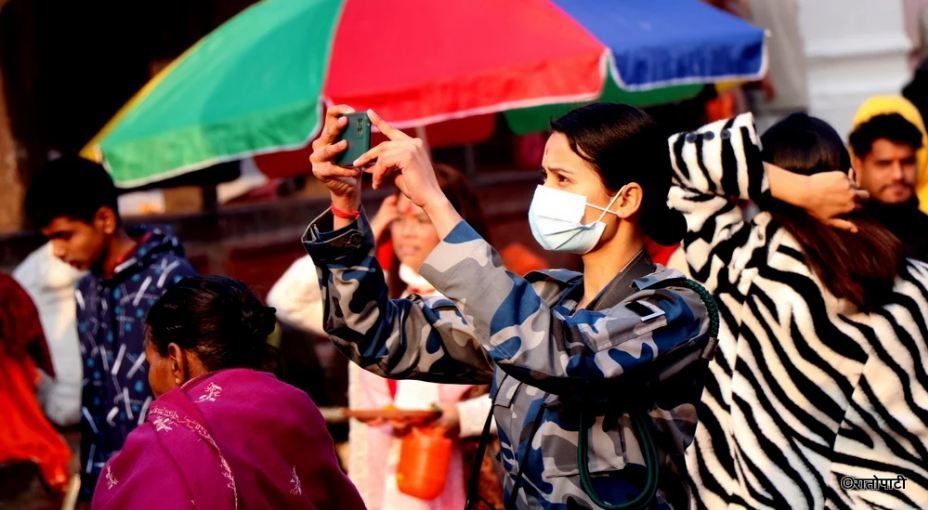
[304,103,715,509]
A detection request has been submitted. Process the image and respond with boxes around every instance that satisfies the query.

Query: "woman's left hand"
[353,111,445,210]
[802,170,870,232]
[768,164,869,232]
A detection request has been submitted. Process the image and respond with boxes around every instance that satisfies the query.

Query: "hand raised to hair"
[768,164,868,233]
[803,170,869,232]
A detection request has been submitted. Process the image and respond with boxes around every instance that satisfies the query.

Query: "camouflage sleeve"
[302,209,494,384]
[419,221,710,395]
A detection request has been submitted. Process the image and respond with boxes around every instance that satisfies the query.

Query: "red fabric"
[324,0,605,127]
[0,274,70,493]
[0,274,54,378]
[500,242,548,276]
[387,379,398,399]
[645,240,679,266]
[376,238,394,270]
[331,204,361,219]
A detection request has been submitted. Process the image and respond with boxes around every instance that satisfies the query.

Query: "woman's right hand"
[310,105,363,211]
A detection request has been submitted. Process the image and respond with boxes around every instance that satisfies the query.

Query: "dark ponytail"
[146,275,277,371]
[761,113,906,310]
[551,103,686,246]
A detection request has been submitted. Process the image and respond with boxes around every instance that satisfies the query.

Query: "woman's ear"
[612,182,643,218]
[167,343,186,385]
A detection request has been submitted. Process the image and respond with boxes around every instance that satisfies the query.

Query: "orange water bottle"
[396,426,453,500]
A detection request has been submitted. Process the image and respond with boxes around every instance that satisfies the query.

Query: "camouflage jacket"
[303,214,712,509]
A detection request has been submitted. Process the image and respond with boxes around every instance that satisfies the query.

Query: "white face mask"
[527,185,623,254]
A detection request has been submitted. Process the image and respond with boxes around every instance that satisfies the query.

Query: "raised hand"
[352,110,464,238]
[768,164,868,233]
[353,111,445,210]
[803,169,869,232]
[310,105,362,211]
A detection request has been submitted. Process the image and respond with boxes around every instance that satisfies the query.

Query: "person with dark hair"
[23,155,196,501]
[848,99,928,261]
[671,112,928,508]
[305,104,716,509]
[90,275,364,509]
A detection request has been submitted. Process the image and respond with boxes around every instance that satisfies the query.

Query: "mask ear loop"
[586,185,626,224]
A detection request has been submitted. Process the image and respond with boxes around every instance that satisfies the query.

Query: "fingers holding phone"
[335,112,372,167]
[311,105,364,210]
[356,111,445,211]
[311,107,450,227]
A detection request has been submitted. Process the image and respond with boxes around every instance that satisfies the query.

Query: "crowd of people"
[2,88,928,510]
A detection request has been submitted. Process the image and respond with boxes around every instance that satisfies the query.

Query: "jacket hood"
[113,225,186,278]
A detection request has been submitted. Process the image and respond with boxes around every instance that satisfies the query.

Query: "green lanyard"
[577,410,660,510]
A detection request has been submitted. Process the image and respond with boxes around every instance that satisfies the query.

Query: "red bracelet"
[331,204,361,220]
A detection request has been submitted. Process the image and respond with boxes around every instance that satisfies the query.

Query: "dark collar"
[866,197,921,218]
[586,250,656,311]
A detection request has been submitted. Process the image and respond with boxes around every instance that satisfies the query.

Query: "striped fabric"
[668,113,928,509]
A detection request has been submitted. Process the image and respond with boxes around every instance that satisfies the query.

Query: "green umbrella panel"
[87,0,344,187]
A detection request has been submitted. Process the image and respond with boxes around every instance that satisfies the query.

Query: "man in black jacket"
[849,113,928,262]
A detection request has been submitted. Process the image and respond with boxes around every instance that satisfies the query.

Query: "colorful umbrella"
[82,0,766,187]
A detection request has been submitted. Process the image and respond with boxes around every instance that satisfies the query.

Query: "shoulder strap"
[464,405,497,510]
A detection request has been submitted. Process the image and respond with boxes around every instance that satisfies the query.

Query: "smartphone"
[335,112,371,167]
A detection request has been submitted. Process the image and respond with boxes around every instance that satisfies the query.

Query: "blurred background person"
[24,155,197,502]
[347,164,496,510]
[849,96,928,260]
[13,241,85,428]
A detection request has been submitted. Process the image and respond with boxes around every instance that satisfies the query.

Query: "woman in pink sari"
[92,275,365,510]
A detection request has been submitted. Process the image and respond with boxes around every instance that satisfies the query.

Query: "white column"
[797,0,912,136]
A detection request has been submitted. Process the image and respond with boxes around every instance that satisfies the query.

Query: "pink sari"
[92,368,364,510]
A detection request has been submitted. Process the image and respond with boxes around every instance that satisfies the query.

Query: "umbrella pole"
[201,185,219,212]
[463,144,477,176]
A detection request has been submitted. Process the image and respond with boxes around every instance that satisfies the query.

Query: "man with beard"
[849,107,928,261]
